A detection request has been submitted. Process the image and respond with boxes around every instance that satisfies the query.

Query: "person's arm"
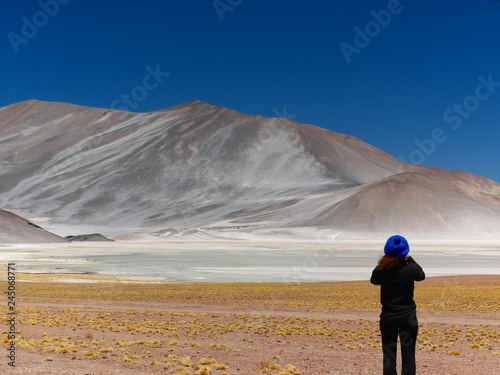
[406,256,425,281]
[370,266,382,285]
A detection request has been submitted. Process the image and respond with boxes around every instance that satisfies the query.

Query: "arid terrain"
[1,274,498,375]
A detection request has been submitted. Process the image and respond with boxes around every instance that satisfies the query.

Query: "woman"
[370,235,425,375]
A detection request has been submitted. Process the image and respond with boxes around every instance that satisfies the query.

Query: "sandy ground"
[0,274,499,375]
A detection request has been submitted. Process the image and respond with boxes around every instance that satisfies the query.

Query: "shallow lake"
[16,245,500,282]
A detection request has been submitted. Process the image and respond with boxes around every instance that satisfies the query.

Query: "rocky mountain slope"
[0,100,499,239]
[0,209,65,243]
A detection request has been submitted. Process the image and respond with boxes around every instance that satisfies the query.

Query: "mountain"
[0,209,66,243]
[0,99,499,239]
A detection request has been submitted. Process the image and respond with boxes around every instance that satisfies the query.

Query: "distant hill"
[0,100,499,239]
[0,209,66,243]
[65,233,113,242]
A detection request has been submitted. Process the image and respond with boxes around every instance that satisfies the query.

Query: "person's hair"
[378,255,406,270]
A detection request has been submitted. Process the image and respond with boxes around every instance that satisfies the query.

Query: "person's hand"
[405,254,411,258]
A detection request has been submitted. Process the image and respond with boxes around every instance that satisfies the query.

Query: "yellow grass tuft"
[199,358,217,365]
[285,364,302,375]
[98,347,114,353]
[194,366,212,375]
[179,356,192,366]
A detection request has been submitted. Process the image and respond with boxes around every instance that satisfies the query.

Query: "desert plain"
[1,240,499,375]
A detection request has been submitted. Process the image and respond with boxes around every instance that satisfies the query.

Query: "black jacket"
[370,256,425,319]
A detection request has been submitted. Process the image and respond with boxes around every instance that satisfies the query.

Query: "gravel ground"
[1,275,499,375]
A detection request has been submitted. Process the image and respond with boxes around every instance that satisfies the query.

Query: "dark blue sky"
[2,0,499,182]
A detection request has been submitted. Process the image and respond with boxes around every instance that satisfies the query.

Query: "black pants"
[379,311,418,375]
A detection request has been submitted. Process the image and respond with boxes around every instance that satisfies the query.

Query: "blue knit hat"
[384,235,410,257]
